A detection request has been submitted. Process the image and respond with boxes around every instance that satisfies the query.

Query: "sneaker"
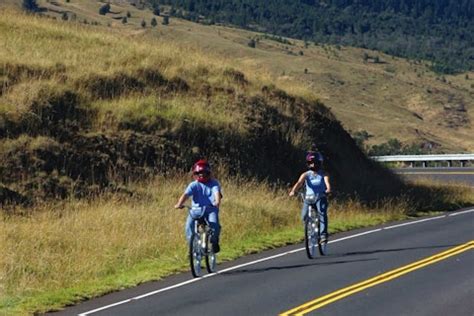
[212,243,220,253]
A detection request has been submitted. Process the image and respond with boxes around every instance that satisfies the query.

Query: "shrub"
[248,39,256,48]
[99,3,110,15]
[22,0,39,12]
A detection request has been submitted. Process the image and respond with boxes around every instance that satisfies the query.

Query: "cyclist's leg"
[317,197,328,238]
[301,200,309,222]
[185,214,194,243]
[207,208,221,252]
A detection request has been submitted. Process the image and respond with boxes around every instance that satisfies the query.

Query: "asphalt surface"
[395,167,474,186]
[51,209,474,316]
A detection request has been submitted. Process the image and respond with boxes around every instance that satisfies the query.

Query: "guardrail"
[370,154,474,167]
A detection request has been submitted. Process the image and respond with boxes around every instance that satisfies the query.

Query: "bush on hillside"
[22,0,39,12]
[99,3,110,15]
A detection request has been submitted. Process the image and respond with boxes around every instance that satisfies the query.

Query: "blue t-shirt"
[184,179,222,208]
[304,170,327,196]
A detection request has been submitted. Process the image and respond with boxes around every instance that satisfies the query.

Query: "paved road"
[52,209,474,316]
[395,168,474,186]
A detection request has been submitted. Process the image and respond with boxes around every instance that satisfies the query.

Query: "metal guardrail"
[370,154,474,167]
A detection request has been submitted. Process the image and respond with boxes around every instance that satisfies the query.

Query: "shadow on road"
[221,258,377,275]
[335,244,458,257]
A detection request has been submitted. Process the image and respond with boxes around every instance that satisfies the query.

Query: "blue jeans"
[301,197,328,237]
[185,206,220,245]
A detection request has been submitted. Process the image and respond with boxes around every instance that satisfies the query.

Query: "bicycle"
[301,193,328,259]
[185,206,217,277]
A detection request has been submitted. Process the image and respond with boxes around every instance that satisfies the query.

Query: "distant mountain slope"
[151,0,474,74]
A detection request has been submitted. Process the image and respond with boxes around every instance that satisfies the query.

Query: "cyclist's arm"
[213,191,221,208]
[175,193,190,209]
[324,175,331,194]
[289,173,306,196]
[212,183,222,208]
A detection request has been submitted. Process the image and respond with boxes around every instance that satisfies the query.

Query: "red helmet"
[192,159,211,183]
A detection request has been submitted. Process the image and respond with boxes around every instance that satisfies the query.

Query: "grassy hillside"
[1,6,402,204]
[6,0,474,152]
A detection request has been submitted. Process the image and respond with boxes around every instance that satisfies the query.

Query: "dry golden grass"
[3,174,472,315]
[0,176,398,313]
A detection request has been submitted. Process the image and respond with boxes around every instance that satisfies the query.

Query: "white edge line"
[383,215,446,230]
[448,208,474,216]
[78,209,474,315]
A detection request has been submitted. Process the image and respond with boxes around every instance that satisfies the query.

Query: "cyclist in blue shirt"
[175,159,222,253]
[289,152,331,241]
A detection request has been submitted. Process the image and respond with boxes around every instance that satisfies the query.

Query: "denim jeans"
[185,206,220,245]
[301,197,328,237]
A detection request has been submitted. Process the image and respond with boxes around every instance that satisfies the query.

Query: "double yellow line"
[280,241,474,316]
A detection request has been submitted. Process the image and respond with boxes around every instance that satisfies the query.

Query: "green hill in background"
[152,0,474,74]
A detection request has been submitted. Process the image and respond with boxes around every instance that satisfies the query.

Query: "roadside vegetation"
[1,176,473,315]
[0,6,473,316]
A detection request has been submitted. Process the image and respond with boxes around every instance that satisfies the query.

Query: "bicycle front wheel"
[304,217,317,259]
[189,233,202,277]
[205,232,217,273]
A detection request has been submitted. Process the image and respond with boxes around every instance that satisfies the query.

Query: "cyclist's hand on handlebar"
[289,191,295,197]
[174,204,184,209]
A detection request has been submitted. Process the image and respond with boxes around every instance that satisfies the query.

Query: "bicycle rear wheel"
[205,232,217,273]
[189,232,202,277]
[318,231,328,256]
[304,210,318,259]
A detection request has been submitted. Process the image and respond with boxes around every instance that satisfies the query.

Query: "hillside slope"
[14,0,474,152]
[0,7,402,204]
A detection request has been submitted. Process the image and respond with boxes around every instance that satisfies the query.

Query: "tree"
[61,12,68,21]
[99,3,110,15]
[153,5,160,16]
[122,17,128,24]
[141,19,147,28]
[247,38,256,48]
[151,17,157,27]
[162,15,169,25]
[22,0,38,12]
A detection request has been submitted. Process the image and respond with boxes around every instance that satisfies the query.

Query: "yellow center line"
[280,241,474,316]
